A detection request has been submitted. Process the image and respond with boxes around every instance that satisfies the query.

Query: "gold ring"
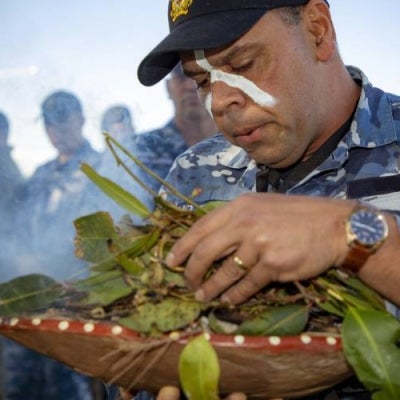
[233,255,248,271]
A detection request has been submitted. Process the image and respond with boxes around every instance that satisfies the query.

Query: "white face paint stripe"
[211,69,277,108]
[194,49,278,111]
[194,50,213,115]
[194,50,213,71]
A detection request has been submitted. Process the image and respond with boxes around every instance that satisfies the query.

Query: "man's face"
[45,112,85,155]
[181,8,327,168]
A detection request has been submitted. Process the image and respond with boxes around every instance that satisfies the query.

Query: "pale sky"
[1,1,399,176]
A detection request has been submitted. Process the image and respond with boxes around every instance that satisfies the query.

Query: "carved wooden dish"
[0,316,353,399]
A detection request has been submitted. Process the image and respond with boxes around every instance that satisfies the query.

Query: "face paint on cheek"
[211,70,277,108]
[203,93,212,116]
[194,50,278,110]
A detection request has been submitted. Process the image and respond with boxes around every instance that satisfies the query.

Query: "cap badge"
[170,0,193,22]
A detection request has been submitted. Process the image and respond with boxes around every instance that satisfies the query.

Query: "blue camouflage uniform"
[2,140,101,400]
[163,67,400,221]
[158,66,400,400]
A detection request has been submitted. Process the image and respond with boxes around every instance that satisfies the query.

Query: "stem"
[104,134,205,213]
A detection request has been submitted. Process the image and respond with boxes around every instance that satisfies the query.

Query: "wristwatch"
[341,205,389,273]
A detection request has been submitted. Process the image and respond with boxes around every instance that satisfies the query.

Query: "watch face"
[350,209,388,247]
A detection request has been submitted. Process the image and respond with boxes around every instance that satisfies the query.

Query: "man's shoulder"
[386,92,400,126]
[135,121,183,146]
[176,133,234,159]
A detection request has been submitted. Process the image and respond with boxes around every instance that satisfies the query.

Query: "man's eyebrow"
[221,43,258,64]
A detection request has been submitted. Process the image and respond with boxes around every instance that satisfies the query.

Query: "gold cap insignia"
[170,0,193,22]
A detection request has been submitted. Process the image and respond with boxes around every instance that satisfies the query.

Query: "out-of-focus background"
[1,0,399,177]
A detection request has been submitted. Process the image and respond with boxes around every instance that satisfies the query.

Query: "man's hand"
[166,193,353,305]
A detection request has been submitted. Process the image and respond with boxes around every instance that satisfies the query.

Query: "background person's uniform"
[15,139,100,280]
[0,143,24,281]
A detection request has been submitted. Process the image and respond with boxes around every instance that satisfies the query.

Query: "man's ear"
[304,0,336,62]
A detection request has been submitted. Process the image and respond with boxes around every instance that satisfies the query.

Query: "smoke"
[0,65,39,79]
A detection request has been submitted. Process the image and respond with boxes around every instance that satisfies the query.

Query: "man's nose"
[210,80,246,115]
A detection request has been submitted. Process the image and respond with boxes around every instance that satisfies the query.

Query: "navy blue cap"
[138,0,317,86]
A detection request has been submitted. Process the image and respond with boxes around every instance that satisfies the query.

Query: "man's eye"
[196,76,210,89]
[231,61,254,74]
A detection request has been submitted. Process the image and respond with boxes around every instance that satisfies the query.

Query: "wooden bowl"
[0,315,353,399]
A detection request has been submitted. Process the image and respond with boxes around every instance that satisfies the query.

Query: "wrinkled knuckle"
[259,248,278,267]
[189,218,208,235]
[244,273,264,290]
[253,232,269,247]
[232,276,262,299]
[190,243,208,260]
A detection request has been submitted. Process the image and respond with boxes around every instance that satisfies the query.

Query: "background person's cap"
[138,0,313,87]
[41,90,82,126]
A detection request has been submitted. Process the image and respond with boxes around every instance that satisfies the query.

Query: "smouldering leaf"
[119,298,203,334]
[179,334,220,400]
[74,211,120,262]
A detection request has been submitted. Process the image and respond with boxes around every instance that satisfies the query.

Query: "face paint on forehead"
[194,50,278,113]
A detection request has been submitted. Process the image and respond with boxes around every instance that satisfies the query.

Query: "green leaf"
[119,298,203,334]
[0,274,62,316]
[342,308,400,399]
[317,298,346,318]
[195,201,226,215]
[89,229,160,273]
[73,270,133,306]
[235,304,308,336]
[115,253,144,275]
[179,334,220,400]
[74,211,120,262]
[325,269,386,311]
[80,163,151,218]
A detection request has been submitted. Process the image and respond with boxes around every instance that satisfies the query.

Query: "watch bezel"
[345,207,389,251]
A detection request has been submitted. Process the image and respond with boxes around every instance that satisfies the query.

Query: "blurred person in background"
[2,90,103,400]
[86,63,218,222]
[101,104,135,142]
[15,90,100,280]
[0,111,24,282]
[0,110,24,399]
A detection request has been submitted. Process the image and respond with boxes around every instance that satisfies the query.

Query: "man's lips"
[232,125,263,146]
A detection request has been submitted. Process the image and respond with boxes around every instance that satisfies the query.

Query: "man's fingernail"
[220,295,232,305]
[165,252,174,266]
[195,289,205,302]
